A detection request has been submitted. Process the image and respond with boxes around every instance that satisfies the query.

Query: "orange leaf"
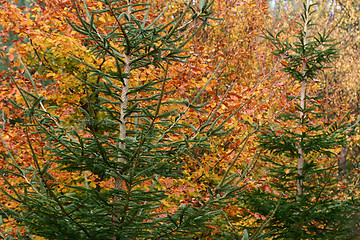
[8,54,14,62]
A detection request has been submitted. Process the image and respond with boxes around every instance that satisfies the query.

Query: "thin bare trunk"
[115,53,131,193]
[114,0,132,198]
[297,0,310,198]
[297,80,306,197]
[113,2,132,240]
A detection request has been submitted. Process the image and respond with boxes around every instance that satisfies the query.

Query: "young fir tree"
[0,1,253,239]
[244,1,359,239]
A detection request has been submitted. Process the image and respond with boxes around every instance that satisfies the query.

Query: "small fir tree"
[244,1,359,239]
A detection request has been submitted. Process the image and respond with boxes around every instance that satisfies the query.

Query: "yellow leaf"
[99,16,106,23]
[241,114,253,124]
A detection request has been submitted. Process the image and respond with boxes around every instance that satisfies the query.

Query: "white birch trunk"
[114,0,132,194]
[297,0,310,198]
[112,3,132,239]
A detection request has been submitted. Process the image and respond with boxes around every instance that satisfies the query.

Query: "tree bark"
[113,2,132,240]
[297,0,310,198]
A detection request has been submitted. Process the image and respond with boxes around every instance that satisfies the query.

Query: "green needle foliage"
[0,0,250,239]
[244,1,360,239]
